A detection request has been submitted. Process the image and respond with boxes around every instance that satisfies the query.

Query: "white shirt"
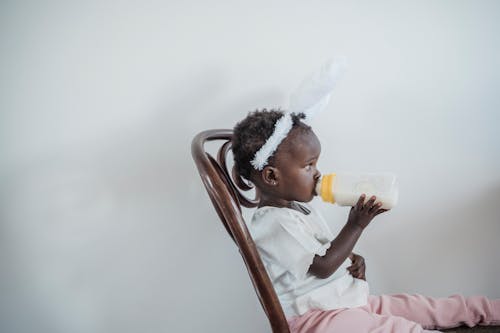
[248,204,369,317]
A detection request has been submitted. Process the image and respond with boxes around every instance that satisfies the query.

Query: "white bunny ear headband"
[250,57,347,171]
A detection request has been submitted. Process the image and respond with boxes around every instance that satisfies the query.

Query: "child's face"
[273,128,322,203]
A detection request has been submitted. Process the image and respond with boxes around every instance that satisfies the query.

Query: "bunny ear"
[288,57,347,124]
[249,57,348,171]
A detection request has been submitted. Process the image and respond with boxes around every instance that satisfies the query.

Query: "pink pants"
[287,294,500,333]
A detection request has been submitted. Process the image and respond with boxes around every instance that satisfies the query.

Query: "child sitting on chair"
[231,108,499,333]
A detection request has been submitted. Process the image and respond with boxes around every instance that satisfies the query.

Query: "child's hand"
[347,253,366,280]
[347,194,387,229]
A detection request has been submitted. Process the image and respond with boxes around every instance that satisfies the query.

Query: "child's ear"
[262,166,280,186]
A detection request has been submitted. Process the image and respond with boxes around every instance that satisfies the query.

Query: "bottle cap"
[317,173,336,203]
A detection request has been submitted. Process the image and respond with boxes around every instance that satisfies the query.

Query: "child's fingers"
[348,260,364,271]
[374,208,388,216]
[349,267,363,279]
[362,195,377,211]
[364,196,377,210]
[355,194,366,210]
[368,202,383,213]
[347,264,358,271]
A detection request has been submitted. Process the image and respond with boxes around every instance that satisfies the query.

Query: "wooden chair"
[191,129,290,333]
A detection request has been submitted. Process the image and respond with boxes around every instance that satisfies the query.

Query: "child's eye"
[305,164,312,171]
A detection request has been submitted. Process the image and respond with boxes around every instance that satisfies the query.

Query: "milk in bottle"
[315,173,398,209]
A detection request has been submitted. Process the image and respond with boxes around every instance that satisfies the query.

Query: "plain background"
[1,1,499,332]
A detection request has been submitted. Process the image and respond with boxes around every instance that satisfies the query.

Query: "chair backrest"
[191,129,290,333]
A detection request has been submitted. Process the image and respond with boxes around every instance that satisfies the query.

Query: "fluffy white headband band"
[250,58,347,170]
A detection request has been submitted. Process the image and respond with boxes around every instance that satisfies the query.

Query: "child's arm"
[308,194,386,279]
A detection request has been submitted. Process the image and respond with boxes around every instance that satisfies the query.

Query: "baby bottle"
[315,173,399,209]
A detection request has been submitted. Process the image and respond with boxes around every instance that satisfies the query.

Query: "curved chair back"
[191,129,290,333]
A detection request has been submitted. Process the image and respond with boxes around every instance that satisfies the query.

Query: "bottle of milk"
[315,173,398,209]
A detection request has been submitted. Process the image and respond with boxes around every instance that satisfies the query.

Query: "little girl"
[231,109,500,333]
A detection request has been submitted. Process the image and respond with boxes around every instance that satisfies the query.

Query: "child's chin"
[304,195,315,203]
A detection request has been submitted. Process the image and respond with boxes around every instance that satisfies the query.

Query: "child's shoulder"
[251,203,317,225]
[252,205,292,222]
[249,203,330,242]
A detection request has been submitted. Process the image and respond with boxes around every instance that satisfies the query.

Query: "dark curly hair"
[232,109,311,180]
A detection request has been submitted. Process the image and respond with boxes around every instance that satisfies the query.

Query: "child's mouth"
[313,179,320,196]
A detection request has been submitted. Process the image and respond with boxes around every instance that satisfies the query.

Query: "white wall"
[1,1,499,332]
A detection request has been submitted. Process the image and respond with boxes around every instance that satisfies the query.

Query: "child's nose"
[314,169,321,180]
